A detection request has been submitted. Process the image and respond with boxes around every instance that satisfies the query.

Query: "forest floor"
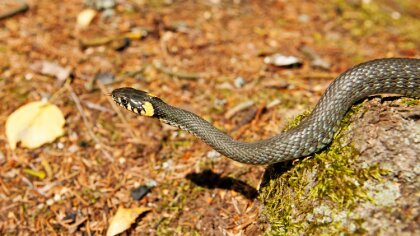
[0,0,418,235]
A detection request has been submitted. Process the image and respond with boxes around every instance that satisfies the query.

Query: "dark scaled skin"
[112,58,420,165]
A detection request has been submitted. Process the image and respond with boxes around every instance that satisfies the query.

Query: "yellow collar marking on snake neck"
[147,93,157,97]
[141,101,154,116]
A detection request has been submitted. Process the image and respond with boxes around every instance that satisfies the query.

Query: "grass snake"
[112,58,419,165]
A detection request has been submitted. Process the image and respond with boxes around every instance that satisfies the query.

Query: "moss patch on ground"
[259,102,392,235]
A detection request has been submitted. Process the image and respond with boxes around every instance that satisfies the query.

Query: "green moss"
[81,187,100,204]
[400,97,419,106]
[259,102,391,235]
[171,139,194,148]
[283,110,311,131]
[334,0,420,44]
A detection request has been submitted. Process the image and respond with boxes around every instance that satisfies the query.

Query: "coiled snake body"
[112,58,420,165]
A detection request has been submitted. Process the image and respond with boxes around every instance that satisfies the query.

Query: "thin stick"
[0,1,29,20]
[153,60,201,80]
[96,81,139,140]
[66,84,114,162]
[49,80,69,104]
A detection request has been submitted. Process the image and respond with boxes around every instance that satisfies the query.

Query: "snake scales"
[112,58,420,165]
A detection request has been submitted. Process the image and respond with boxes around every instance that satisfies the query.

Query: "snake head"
[111,87,157,117]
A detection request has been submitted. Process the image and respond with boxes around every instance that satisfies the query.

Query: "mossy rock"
[259,97,419,235]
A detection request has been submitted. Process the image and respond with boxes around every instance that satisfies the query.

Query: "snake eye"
[120,97,128,106]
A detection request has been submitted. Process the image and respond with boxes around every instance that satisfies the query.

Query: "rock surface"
[259,97,419,235]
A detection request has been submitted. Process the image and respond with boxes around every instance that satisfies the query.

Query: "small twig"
[251,104,266,127]
[20,176,34,188]
[232,107,258,132]
[225,100,255,119]
[56,216,88,234]
[57,171,80,182]
[69,189,89,206]
[66,84,114,162]
[97,81,139,140]
[0,203,18,214]
[120,66,147,80]
[79,30,148,48]
[299,45,331,70]
[153,60,201,80]
[233,119,252,140]
[0,1,29,20]
[48,80,70,104]
[79,36,114,48]
[44,219,58,236]
[266,99,281,109]
[83,100,115,114]
[21,176,51,197]
[159,31,171,59]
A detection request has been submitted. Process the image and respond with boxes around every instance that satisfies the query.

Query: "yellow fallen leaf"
[124,31,147,40]
[107,206,151,236]
[77,9,97,27]
[41,159,53,179]
[22,168,46,179]
[6,101,65,150]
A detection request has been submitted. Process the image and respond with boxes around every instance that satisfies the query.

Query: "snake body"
[112,58,420,164]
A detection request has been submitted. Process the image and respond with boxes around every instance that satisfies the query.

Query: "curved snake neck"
[114,58,420,165]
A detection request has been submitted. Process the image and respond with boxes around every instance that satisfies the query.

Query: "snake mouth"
[111,94,126,108]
